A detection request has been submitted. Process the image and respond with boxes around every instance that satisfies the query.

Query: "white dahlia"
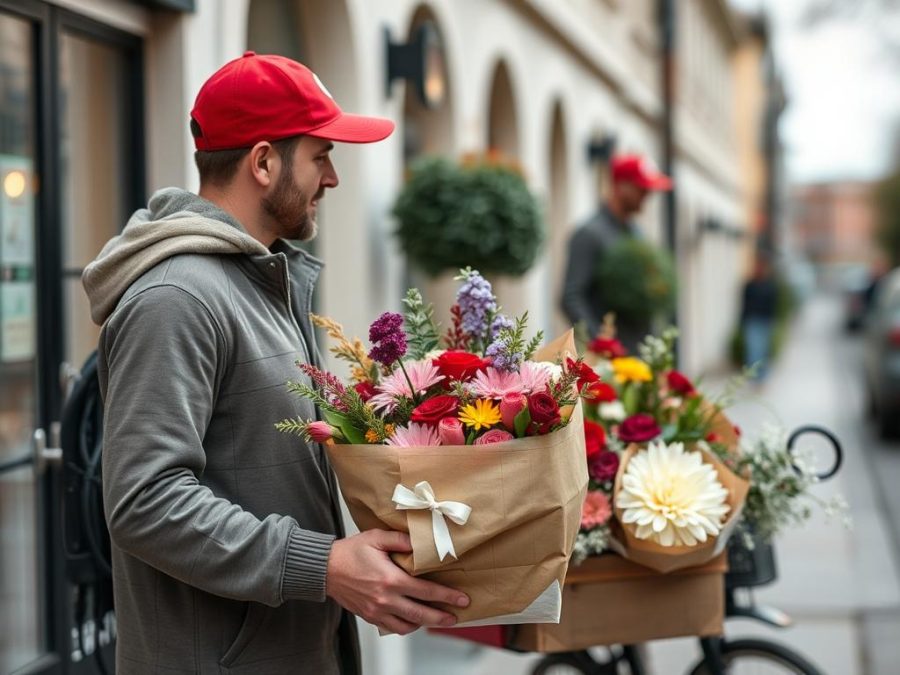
[617,441,730,547]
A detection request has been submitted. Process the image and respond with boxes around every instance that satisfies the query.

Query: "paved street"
[408,292,900,675]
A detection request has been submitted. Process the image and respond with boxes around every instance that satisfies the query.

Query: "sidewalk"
[407,293,900,674]
[646,293,900,674]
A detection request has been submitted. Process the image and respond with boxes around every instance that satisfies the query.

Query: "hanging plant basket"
[393,155,544,277]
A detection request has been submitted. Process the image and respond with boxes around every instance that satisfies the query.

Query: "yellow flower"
[611,357,653,384]
[365,429,379,444]
[458,399,502,431]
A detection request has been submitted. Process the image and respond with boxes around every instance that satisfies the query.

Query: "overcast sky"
[728,0,900,184]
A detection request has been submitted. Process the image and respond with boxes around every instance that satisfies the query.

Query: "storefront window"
[0,10,40,673]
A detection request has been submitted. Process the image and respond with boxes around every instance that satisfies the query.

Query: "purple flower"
[368,312,407,365]
[485,336,523,373]
[489,313,514,341]
[457,271,496,341]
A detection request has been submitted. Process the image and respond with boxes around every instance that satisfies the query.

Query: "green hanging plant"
[392,155,544,277]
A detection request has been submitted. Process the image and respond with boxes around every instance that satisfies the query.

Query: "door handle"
[33,423,63,475]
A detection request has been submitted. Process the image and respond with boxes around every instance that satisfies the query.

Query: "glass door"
[0,2,144,673]
[0,8,43,674]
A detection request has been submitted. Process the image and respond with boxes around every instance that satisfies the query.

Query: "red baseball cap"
[190,52,395,150]
[610,154,673,191]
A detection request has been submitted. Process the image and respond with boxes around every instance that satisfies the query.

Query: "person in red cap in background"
[82,53,468,675]
[560,153,672,349]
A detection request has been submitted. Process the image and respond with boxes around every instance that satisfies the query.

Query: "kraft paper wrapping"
[325,331,590,624]
[610,431,750,574]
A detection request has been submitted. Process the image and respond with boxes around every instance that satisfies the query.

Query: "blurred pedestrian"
[560,153,672,351]
[863,254,891,315]
[740,255,779,382]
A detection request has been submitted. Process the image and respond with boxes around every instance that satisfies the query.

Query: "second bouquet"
[277,269,588,626]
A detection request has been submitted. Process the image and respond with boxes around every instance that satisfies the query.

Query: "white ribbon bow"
[392,481,472,561]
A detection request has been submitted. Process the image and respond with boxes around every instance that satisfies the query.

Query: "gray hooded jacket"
[83,188,358,675]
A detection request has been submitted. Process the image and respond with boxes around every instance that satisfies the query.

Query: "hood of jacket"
[82,187,273,325]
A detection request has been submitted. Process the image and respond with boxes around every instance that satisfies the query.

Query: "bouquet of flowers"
[278,269,588,625]
[572,321,847,571]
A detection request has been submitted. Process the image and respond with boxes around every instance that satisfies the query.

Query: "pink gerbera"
[369,360,445,413]
[467,367,523,399]
[581,491,613,529]
[517,361,552,394]
[386,423,442,447]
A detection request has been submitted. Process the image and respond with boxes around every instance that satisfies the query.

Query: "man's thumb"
[372,529,413,553]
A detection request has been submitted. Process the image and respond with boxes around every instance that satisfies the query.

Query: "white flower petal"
[620,441,730,548]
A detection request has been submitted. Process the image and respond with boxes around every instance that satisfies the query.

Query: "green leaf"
[623,384,639,416]
[661,423,678,442]
[514,408,532,438]
[323,410,367,445]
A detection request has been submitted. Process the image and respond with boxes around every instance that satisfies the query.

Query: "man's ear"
[248,141,274,187]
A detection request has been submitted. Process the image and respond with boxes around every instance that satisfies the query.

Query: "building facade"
[0,0,759,673]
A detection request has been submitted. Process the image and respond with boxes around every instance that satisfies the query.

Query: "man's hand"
[326,529,470,635]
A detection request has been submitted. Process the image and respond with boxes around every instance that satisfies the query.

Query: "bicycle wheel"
[531,653,594,675]
[531,649,627,675]
[688,638,823,675]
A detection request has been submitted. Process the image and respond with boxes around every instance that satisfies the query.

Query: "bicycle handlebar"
[787,424,843,481]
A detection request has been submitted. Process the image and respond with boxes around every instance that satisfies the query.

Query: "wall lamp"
[586,133,617,164]
[385,21,446,109]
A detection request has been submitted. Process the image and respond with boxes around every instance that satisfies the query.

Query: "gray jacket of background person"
[82,188,359,675]
[559,205,647,350]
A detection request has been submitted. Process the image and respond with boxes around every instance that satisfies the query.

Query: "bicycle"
[529,424,843,675]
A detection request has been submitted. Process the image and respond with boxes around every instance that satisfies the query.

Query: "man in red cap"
[560,153,672,348]
[83,53,467,675]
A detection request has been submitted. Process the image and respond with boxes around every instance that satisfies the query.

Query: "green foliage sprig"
[402,288,440,360]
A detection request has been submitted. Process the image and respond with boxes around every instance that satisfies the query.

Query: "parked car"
[863,268,900,438]
[840,263,874,332]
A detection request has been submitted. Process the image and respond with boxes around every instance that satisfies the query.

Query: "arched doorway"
[484,58,529,319]
[486,60,519,159]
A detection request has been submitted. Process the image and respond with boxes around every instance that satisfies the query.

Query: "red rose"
[617,413,662,443]
[705,432,721,444]
[354,381,377,402]
[587,337,627,359]
[583,420,607,459]
[528,392,561,434]
[411,395,459,426]
[589,451,620,483]
[666,370,696,396]
[433,350,490,384]
[583,381,617,403]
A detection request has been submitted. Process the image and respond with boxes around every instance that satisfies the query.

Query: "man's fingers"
[377,615,418,637]
[370,529,413,553]
[402,575,470,608]
[393,596,458,628]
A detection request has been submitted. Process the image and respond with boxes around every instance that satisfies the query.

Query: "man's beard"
[262,169,318,242]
